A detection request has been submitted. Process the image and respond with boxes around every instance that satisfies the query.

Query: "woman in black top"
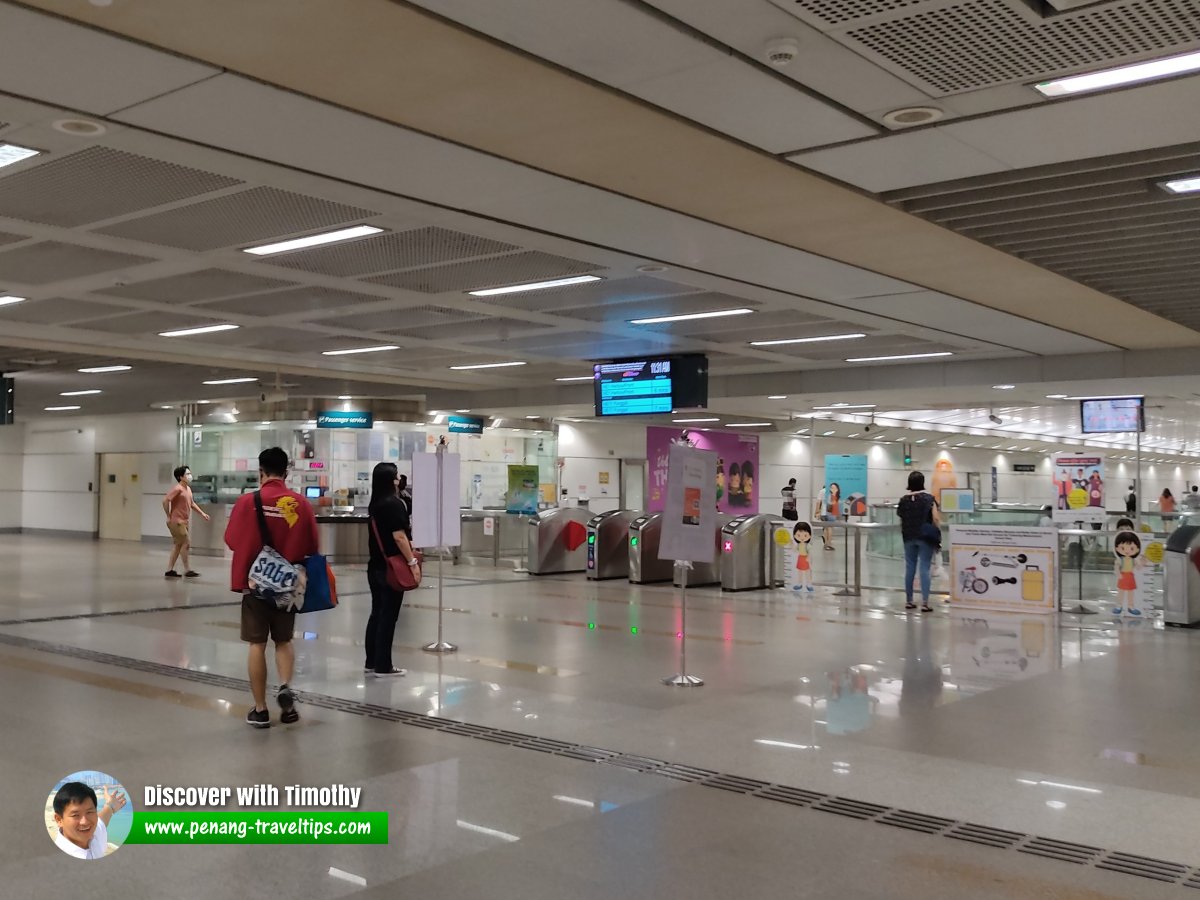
[365,462,419,677]
[896,470,941,612]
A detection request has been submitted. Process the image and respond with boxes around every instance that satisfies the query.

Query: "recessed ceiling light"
[673,417,719,423]
[846,352,953,363]
[630,308,753,325]
[993,384,1016,390]
[635,264,669,274]
[1046,393,1069,399]
[822,430,836,436]
[813,403,876,410]
[768,395,787,400]
[1034,48,1200,98]
[52,118,106,136]
[555,376,594,382]
[322,345,399,356]
[44,405,81,411]
[456,409,470,413]
[159,323,239,337]
[60,389,101,396]
[750,333,866,346]
[881,106,944,127]
[78,365,131,373]
[449,361,527,370]
[467,275,602,297]
[337,395,353,400]
[1159,174,1200,195]
[243,225,383,256]
[847,433,861,438]
[0,144,40,170]
[203,377,258,385]
[0,295,26,307]
[727,422,773,428]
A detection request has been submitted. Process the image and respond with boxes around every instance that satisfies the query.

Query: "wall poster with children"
[1051,455,1106,525]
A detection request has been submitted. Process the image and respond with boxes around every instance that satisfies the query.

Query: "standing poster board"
[412,451,462,549]
[506,465,540,515]
[823,454,868,517]
[1052,454,1106,525]
[949,525,1058,614]
[659,444,717,563]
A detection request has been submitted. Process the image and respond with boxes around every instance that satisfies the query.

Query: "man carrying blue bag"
[225,447,321,729]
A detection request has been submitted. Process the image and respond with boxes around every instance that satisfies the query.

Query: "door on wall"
[621,460,646,511]
[98,453,142,541]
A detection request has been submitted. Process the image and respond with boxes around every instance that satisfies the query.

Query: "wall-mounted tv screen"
[593,355,708,417]
[1080,396,1144,434]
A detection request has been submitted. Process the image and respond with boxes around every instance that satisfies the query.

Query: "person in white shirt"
[1184,486,1200,512]
[51,782,125,859]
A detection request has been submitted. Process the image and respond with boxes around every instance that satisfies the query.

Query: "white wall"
[556,421,646,514]
[0,424,24,530]
[20,412,179,535]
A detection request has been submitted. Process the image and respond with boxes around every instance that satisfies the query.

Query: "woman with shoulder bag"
[896,471,941,613]
[365,462,420,677]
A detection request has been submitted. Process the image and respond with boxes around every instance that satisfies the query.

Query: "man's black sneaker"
[184,570,200,578]
[277,684,299,724]
[165,570,181,578]
[245,707,270,728]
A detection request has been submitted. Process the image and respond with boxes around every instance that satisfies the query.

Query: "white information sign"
[949,525,1058,614]
[412,451,462,549]
[659,444,717,564]
[482,516,495,537]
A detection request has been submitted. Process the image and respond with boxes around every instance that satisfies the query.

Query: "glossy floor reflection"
[3,535,1198,896]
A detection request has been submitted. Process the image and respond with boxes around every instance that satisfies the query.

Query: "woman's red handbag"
[369,516,422,590]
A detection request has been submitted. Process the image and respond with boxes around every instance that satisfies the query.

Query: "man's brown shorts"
[240,595,295,644]
[168,521,189,546]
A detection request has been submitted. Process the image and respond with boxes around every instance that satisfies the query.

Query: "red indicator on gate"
[723,540,733,553]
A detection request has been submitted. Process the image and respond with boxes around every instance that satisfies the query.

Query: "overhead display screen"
[1080,397,1144,434]
[593,355,707,417]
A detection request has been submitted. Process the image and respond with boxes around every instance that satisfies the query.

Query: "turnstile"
[1164,525,1200,625]
[721,514,781,592]
[674,513,733,587]
[587,510,639,580]
[629,514,673,584]
[526,507,591,575]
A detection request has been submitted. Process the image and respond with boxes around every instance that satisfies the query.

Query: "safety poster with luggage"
[948,525,1058,614]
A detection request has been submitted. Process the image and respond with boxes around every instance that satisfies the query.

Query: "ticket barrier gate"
[527,507,590,575]
[587,510,640,580]
[720,514,783,592]
[673,513,733,587]
[629,514,672,584]
[1164,525,1200,626]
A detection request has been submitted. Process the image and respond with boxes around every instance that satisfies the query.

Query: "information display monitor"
[593,355,707,417]
[1080,397,1144,434]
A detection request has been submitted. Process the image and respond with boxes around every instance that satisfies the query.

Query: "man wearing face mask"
[163,464,210,578]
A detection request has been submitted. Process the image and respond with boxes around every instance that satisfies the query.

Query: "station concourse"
[2,2,1200,897]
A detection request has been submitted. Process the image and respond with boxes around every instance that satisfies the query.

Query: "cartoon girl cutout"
[792,522,814,593]
[1112,531,1145,616]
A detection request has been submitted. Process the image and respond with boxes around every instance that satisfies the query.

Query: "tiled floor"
[4,534,1198,897]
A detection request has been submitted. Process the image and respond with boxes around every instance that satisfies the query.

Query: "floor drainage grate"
[4,629,1200,890]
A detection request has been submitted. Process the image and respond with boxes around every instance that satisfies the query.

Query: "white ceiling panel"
[0,3,219,115]
[789,128,1010,192]
[0,296,133,325]
[0,240,155,284]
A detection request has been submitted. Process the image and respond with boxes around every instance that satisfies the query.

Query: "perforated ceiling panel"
[104,268,297,304]
[0,230,28,247]
[0,241,154,284]
[364,250,601,294]
[96,187,379,251]
[86,310,223,335]
[198,285,384,317]
[332,305,483,332]
[473,274,702,313]
[776,0,1200,94]
[404,317,555,342]
[768,335,955,360]
[0,296,133,325]
[0,147,242,227]
[259,226,519,277]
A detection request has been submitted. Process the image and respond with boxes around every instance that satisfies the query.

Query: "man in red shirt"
[224,447,319,728]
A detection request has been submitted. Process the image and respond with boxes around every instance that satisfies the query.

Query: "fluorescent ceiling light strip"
[0,143,40,169]
[1160,175,1200,194]
[60,390,101,396]
[159,324,240,337]
[44,405,80,411]
[673,417,719,423]
[455,820,519,842]
[243,225,383,255]
[750,333,865,346]
[630,308,753,325]
[552,795,596,808]
[727,422,774,427]
[754,740,815,750]
[1035,49,1200,98]
[78,365,131,373]
[845,352,953,363]
[1063,394,1144,400]
[813,403,876,410]
[203,377,258,385]
[0,295,26,307]
[322,345,399,356]
[468,275,602,297]
[555,376,595,382]
[449,361,526,370]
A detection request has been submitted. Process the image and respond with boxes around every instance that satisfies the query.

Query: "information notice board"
[949,525,1058,614]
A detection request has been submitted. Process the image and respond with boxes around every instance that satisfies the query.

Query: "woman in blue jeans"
[896,471,941,612]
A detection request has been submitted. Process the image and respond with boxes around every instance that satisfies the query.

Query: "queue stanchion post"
[423,442,457,653]
[664,561,703,687]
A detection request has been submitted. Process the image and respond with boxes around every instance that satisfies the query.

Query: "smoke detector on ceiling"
[881,107,944,128]
[764,38,801,68]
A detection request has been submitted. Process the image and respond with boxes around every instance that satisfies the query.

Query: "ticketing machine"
[586,510,639,580]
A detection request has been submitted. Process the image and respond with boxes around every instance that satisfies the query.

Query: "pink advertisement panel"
[647,426,760,514]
